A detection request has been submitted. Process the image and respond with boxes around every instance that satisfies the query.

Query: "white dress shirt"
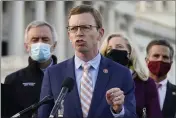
[74,53,101,93]
[156,78,168,110]
[74,53,124,117]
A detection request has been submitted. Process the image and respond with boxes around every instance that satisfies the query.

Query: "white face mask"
[30,42,52,62]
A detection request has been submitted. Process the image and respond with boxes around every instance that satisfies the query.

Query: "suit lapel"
[66,57,83,118]
[88,56,111,118]
[162,82,173,115]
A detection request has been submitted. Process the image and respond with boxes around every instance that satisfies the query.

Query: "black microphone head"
[61,77,74,92]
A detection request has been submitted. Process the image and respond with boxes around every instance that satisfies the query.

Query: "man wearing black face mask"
[145,39,176,118]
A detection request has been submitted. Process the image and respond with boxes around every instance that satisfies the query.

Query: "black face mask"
[106,49,129,66]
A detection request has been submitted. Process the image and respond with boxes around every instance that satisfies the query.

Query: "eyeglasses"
[66,25,98,33]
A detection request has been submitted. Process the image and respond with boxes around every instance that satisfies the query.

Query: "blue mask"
[30,42,52,62]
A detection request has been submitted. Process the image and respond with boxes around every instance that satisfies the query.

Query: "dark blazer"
[134,76,163,118]
[38,56,136,118]
[162,81,176,118]
[3,56,57,118]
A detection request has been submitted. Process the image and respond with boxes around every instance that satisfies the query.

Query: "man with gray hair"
[4,20,58,118]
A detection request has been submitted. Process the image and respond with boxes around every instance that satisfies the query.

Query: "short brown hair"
[68,4,102,28]
[146,39,174,59]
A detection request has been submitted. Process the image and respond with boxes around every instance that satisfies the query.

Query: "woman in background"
[100,33,163,118]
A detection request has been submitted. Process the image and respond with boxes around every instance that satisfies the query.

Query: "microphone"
[11,95,53,118]
[49,77,74,118]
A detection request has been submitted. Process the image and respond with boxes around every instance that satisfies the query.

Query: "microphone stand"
[49,89,68,118]
[11,96,53,118]
[11,104,38,118]
[58,100,64,118]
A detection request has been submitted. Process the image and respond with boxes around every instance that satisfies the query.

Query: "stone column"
[54,1,67,62]
[9,1,25,56]
[167,1,175,13]
[138,1,147,12]
[35,1,45,21]
[74,1,83,6]
[0,1,2,57]
[108,8,116,34]
[154,1,163,12]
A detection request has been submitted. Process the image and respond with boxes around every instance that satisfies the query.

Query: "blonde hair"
[100,32,131,56]
[100,32,148,81]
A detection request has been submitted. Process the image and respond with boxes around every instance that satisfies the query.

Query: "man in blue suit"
[38,4,136,118]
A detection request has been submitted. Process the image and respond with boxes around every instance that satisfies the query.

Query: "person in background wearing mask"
[145,39,176,118]
[100,33,163,118]
[4,21,58,118]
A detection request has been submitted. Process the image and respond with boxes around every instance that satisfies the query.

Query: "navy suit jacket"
[162,81,176,118]
[38,56,136,118]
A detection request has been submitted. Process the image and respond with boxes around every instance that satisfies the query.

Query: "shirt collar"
[130,69,134,75]
[158,78,168,87]
[74,53,101,70]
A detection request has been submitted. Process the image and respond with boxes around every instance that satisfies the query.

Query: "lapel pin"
[172,92,176,96]
[103,69,108,74]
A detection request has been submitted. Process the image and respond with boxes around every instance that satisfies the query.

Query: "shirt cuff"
[110,105,125,118]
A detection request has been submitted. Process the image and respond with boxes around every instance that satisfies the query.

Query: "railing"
[1,55,28,83]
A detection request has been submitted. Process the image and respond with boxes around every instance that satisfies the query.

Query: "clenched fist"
[106,88,125,113]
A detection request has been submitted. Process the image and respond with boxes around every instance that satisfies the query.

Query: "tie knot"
[82,63,91,72]
[156,83,162,89]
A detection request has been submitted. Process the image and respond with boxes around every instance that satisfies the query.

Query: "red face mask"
[148,61,171,77]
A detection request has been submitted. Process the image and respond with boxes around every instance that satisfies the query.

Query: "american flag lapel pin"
[103,69,108,74]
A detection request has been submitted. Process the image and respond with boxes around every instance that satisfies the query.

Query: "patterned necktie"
[80,63,93,118]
